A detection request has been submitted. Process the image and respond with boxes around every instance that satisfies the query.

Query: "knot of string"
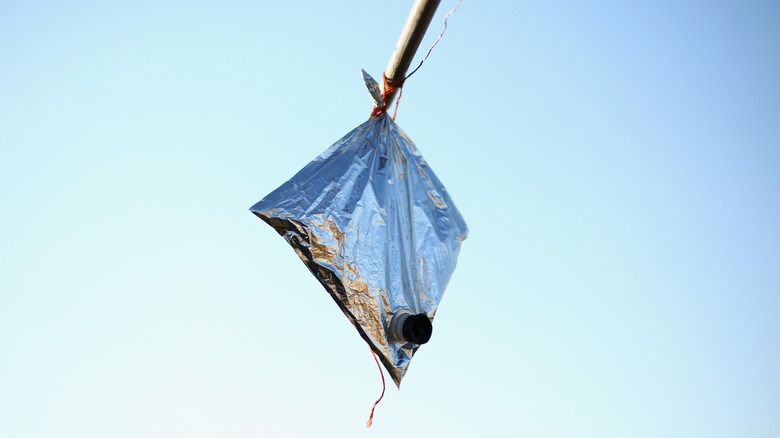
[369,74,403,120]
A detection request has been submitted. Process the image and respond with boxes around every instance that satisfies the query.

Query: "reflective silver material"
[362,69,384,108]
[250,72,467,386]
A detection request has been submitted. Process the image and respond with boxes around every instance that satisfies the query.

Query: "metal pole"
[382,0,441,108]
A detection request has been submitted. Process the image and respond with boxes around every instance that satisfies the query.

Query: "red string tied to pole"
[370,74,404,119]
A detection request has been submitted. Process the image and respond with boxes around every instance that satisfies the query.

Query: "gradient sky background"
[1,1,779,437]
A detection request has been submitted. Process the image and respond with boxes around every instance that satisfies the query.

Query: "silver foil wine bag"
[250,71,467,386]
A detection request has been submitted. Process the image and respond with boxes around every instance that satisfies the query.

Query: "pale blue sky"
[1,1,779,437]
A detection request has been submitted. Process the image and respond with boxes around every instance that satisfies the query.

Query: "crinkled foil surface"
[250,74,467,386]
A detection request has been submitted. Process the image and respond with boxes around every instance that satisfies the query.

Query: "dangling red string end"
[392,87,403,120]
[365,348,386,428]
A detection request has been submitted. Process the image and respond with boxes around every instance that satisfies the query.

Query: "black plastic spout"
[402,313,433,344]
[389,309,433,345]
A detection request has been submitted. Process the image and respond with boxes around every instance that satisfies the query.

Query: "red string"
[365,348,386,428]
[370,74,402,118]
[392,86,403,120]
